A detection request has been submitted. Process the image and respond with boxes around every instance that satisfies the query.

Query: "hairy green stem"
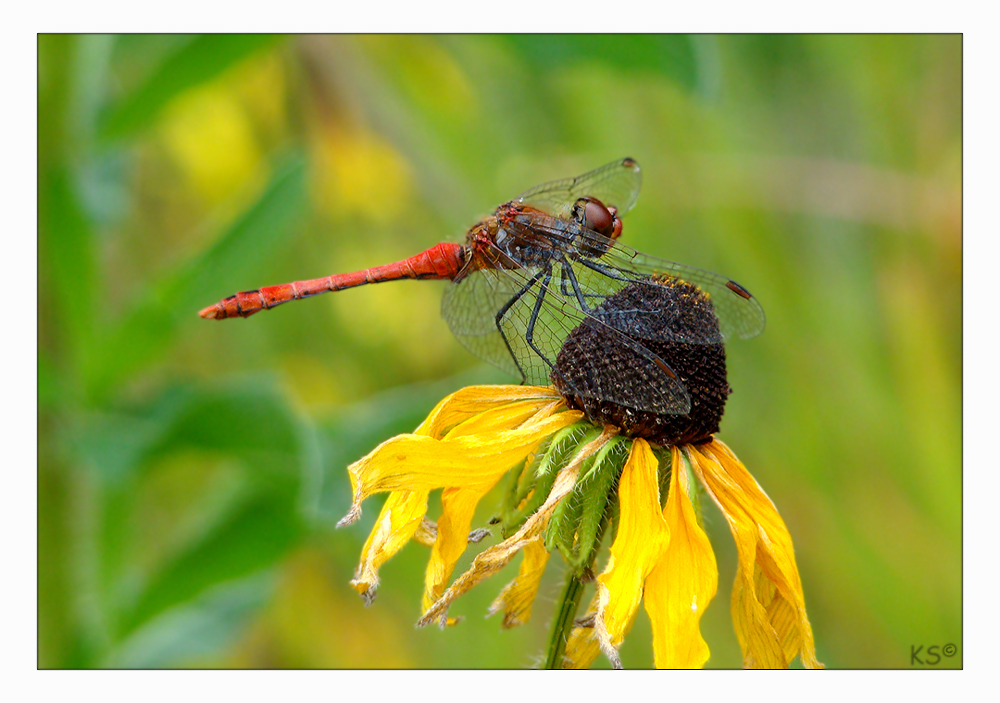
[543,567,586,669]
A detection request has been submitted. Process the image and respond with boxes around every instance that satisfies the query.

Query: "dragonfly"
[200,158,765,416]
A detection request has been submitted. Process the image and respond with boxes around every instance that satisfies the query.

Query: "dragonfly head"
[572,196,623,240]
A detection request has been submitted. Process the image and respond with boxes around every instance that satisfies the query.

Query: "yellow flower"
[338,384,821,669]
[565,439,821,669]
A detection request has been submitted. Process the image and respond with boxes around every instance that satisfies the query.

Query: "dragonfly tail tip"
[198,304,220,320]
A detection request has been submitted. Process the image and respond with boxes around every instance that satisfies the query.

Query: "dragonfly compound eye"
[550,278,732,446]
[574,197,616,238]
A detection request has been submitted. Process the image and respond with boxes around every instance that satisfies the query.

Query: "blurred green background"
[38,34,961,669]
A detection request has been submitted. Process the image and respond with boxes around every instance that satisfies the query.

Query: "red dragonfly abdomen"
[199,242,466,320]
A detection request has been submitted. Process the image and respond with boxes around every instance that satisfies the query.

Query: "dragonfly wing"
[637,258,765,341]
[441,267,525,380]
[517,158,642,219]
[488,260,692,415]
[556,256,726,345]
[491,264,580,387]
[604,248,765,341]
[501,218,737,345]
[557,229,766,342]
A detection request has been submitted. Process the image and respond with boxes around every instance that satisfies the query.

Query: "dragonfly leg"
[494,268,548,382]
[556,263,601,303]
[522,269,555,370]
[559,268,573,298]
[556,255,595,313]
[574,256,637,283]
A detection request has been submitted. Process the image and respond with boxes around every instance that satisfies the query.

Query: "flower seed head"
[551,277,731,445]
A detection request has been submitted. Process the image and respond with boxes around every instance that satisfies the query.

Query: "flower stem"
[543,567,585,669]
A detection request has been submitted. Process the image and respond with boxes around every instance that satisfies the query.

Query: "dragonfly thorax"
[487,201,621,269]
[478,203,559,269]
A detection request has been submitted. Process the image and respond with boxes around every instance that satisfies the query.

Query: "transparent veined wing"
[592,239,766,342]
[441,265,524,379]
[502,212,766,344]
[443,240,692,414]
[517,157,642,220]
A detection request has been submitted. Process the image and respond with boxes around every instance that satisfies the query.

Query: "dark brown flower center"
[551,277,731,445]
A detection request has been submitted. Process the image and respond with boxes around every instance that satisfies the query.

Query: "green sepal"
[546,435,630,572]
[499,423,595,538]
[653,445,675,510]
[568,437,628,571]
[679,446,707,529]
[500,438,548,526]
[545,454,591,561]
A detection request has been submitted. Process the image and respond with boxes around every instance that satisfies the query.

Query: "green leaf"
[116,490,301,639]
[545,438,624,569]
[501,437,549,522]
[98,34,286,142]
[655,445,675,510]
[500,424,595,537]
[546,468,585,560]
[108,572,275,668]
[39,164,98,392]
[77,378,309,487]
[71,378,315,653]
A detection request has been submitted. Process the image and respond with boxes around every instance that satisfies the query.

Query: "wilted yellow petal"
[690,440,822,669]
[644,447,718,669]
[423,484,495,620]
[338,411,581,526]
[417,385,561,438]
[489,534,551,628]
[443,399,560,439]
[413,518,437,547]
[564,600,601,669]
[595,439,671,668]
[419,428,613,627]
[350,490,429,603]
